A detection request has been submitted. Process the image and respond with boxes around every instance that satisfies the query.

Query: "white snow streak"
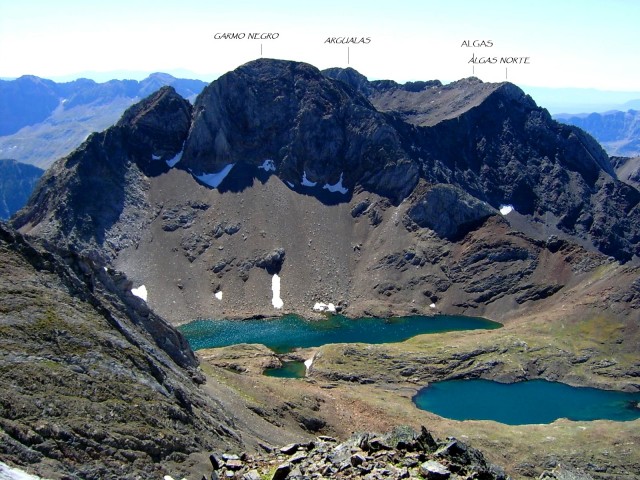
[194,164,235,188]
[286,181,295,188]
[131,285,148,302]
[301,171,317,187]
[313,302,336,313]
[499,204,514,215]
[258,159,276,172]
[322,172,348,194]
[271,274,283,309]
[271,273,284,308]
[152,154,161,160]
[304,356,314,372]
[429,303,436,309]
[0,461,47,480]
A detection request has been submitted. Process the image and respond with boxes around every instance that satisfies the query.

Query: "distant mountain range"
[0,159,43,219]
[555,109,640,158]
[0,73,207,168]
[522,85,640,115]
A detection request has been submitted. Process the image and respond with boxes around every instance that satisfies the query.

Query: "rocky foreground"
[163,426,593,480]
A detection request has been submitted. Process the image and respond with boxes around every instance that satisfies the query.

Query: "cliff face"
[10,59,640,324]
[183,60,419,202]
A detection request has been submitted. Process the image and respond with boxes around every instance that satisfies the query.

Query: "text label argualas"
[325,37,371,44]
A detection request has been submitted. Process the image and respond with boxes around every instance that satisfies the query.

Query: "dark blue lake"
[179,314,501,353]
[413,379,640,424]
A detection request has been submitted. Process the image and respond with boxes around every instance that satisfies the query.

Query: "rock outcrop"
[195,426,508,480]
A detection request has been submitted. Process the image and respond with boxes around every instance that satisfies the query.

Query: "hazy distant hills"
[554,109,640,157]
[0,73,207,168]
[0,159,43,220]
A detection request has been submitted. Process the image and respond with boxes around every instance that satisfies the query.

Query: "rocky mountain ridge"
[11,58,640,324]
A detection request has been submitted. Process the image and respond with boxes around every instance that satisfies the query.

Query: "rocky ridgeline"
[14,59,640,263]
[184,426,510,480]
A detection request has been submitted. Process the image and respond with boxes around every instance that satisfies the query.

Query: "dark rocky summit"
[0,159,43,220]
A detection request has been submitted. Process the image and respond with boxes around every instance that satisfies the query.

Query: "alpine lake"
[180,314,640,424]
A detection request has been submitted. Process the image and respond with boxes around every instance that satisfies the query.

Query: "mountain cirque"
[12,58,639,325]
[5,58,640,478]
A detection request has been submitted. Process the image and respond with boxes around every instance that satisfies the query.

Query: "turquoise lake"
[413,379,640,424]
[263,361,307,378]
[179,314,501,353]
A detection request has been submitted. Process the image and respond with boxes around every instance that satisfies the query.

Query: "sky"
[1,0,639,93]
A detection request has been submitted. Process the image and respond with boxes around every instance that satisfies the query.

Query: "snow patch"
[1,461,47,479]
[499,204,514,215]
[131,285,148,302]
[429,303,436,309]
[271,274,283,309]
[258,159,276,172]
[193,164,235,188]
[313,302,336,313]
[286,181,295,188]
[166,150,183,167]
[301,171,317,187]
[322,172,348,194]
[304,356,314,372]
[152,154,161,161]
[214,291,223,300]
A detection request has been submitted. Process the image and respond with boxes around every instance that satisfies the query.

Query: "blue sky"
[1,0,639,91]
